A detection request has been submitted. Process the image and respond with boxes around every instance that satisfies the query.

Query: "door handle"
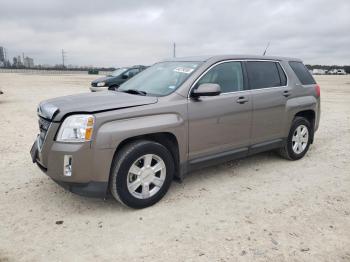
[283,90,291,97]
[236,96,248,104]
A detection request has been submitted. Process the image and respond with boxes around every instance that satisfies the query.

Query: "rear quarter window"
[289,61,316,85]
[276,63,287,86]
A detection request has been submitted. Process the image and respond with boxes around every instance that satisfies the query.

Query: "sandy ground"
[0,73,349,262]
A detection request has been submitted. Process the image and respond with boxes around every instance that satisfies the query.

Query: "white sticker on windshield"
[174,67,194,74]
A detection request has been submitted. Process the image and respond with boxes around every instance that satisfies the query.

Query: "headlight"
[57,115,94,142]
[97,82,105,87]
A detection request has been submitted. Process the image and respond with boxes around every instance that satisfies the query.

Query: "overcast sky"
[0,0,349,67]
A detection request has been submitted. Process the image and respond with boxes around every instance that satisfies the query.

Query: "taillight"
[315,84,321,97]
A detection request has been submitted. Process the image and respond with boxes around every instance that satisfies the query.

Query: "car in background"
[90,65,147,92]
[0,89,3,95]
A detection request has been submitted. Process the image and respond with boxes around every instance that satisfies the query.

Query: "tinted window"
[196,62,244,93]
[289,61,316,85]
[277,63,287,86]
[247,61,282,89]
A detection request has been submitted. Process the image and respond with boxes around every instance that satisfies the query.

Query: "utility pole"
[61,49,66,68]
[173,42,176,58]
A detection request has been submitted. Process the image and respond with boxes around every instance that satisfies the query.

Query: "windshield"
[118,61,202,96]
[109,68,128,77]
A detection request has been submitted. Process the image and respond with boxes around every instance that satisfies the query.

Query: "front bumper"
[52,179,108,198]
[90,86,108,92]
[30,137,110,198]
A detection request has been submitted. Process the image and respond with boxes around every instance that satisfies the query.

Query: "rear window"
[246,61,283,89]
[289,61,316,85]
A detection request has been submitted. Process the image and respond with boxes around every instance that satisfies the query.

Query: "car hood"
[91,76,114,84]
[38,91,158,121]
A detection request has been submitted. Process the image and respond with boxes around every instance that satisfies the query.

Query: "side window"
[196,62,244,93]
[289,61,316,85]
[246,61,282,89]
[276,63,287,86]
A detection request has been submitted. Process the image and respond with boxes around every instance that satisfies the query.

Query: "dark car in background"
[90,65,147,92]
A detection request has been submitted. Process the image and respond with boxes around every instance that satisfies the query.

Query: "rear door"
[246,61,290,144]
[188,61,252,160]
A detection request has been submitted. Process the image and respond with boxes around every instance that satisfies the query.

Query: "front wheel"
[109,140,174,208]
[279,117,312,160]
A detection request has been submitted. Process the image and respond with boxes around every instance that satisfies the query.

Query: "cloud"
[0,0,349,66]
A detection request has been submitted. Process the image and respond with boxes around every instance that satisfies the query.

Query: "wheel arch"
[111,132,181,180]
[294,109,316,143]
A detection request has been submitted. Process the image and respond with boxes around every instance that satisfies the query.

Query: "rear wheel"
[279,117,312,160]
[109,140,174,208]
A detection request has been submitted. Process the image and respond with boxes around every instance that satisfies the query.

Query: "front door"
[188,61,252,160]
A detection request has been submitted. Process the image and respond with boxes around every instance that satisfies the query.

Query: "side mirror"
[108,86,118,91]
[122,74,129,79]
[192,83,221,98]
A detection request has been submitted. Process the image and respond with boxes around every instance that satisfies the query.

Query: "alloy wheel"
[126,154,166,199]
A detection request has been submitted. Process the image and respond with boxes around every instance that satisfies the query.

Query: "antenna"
[173,42,176,58]
[263,42,270,56]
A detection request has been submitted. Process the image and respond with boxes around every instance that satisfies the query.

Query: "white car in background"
[328,69,347,75]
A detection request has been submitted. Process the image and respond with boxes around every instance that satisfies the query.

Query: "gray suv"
[30,55,321,208]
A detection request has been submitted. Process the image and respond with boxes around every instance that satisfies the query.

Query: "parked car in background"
[312,69,327,75]
[90,65,147,92]
[328,69,347,75]
[0,89,3,95]
[31,55,320,208]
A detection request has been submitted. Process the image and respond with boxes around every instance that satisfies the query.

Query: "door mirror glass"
[192,83,221,98]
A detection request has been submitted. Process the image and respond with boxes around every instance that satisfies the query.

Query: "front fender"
[89,113,187,182]
[94,113,185,149]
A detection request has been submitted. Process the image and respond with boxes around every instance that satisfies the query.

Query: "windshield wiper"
[120,89,147,96]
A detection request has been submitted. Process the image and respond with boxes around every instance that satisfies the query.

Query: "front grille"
[38,116,51,149]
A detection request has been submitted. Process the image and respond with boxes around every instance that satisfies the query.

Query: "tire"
[278,117,312,160]
[109,140,174,208]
